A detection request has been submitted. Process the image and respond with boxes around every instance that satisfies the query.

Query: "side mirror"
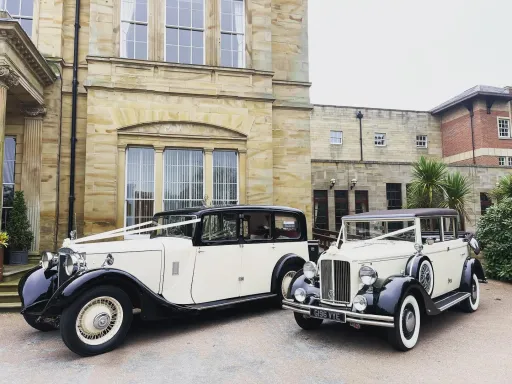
[469,237,481,255]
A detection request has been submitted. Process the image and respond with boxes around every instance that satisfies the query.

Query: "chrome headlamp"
[359,265,378,286]
[41,251,58,270]
[303,261,317,279]
[64,252,87,276]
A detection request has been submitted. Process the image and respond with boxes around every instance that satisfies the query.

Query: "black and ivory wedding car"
[283,208,485,351]
[19,205,318,356]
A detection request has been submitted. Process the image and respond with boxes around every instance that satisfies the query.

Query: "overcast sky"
[308,0,512,111]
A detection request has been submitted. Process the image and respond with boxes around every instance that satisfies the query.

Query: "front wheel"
[460,274,480,313]
[277,267,298,302]
[23,314,58,332]
[60,286,133,357]
[388,294,421,351]
[294,312,323,330]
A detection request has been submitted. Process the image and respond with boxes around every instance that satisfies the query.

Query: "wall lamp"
[350,179,357,190]
[330,179,336,189]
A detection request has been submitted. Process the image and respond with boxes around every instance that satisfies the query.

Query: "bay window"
[125,147,155,226]
[121,0,149,60]
[213,150,238,205]
[163,149,204,210]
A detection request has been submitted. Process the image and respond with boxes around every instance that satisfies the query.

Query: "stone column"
[204,148,214,205]
[20,105,46,252]
[206,0,220,66]
[154,146,164,213]
[238,150,247,204]
[0,66,19,215]
[116,145,126,229]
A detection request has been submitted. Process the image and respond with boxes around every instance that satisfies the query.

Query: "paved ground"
[1,280,511,384]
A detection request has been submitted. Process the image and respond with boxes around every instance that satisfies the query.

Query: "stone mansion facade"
[0,0,510,254]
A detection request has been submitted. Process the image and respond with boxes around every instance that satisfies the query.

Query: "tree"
[407,157,472,229]
[490,174,512,202]
[6,191,33,251]
[476,199,512,281]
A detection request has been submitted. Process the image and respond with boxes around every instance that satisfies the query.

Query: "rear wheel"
[294,312,323,330]
[389,294,421,351]
[60,286,133,357]
[460,274,480,313]
[23,314,58,332]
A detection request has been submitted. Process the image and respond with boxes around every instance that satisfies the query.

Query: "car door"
[239,211,274,296]
[191,212,242,303]
[272,212,309,262]
[441,216,468,291]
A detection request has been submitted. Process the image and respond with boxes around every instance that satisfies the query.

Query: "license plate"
[310,308,346,323]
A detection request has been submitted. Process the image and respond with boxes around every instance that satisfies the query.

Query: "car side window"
[201,213,238,242]
[274,214,301,240]
[420,217,442,243]
[443,217,458,240]
[242,212,271,241]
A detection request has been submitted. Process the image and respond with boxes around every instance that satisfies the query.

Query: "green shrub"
[6,191,33,251]
[476,199,512,281]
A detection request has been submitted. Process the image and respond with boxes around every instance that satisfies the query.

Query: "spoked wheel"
[461,274,480,313]
[60,286,133,357]
[294,312,323,330]
[280,270,297,299]
[418,260,434,296]
[389,294,421,351]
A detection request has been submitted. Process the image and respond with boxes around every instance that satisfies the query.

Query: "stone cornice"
[0,65,19,88]
[21,104,47,117]
[0,21,56,86]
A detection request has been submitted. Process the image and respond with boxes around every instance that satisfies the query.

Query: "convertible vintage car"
[283,208,485,351]
[19,205,318,356]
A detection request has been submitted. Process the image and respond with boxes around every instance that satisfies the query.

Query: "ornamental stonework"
[0,65,20,88]
[21,104,47,118]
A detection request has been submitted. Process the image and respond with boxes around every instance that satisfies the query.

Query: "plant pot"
[4,247,10,264]
[0,247,4,282]
[9,250,28,265]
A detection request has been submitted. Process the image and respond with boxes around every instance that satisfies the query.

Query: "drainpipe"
[68,0,81,237]
[465,103,476,165]
[356,111,364,161]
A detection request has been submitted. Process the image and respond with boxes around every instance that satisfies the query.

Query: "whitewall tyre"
[294,312,323,330]
[461,274,480,313]
[60,286,133,357]
[389,294,421,351]
[418,260,434,296]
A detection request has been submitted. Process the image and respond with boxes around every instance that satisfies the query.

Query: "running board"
[434,292,471,312]
[189,293,277,310]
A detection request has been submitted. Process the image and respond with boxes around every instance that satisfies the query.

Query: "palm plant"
[490,174,512,202]
[406,157,447,208]
[442,172,472,228]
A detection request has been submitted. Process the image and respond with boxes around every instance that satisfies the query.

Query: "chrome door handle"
[198,249,205,253]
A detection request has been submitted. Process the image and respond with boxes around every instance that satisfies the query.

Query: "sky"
[308,0,512,111]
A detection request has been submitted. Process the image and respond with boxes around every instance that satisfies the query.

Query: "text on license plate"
[310,308,346,323]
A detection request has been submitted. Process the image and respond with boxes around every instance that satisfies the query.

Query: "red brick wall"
[440,99,512,158]
[451,156,500,166]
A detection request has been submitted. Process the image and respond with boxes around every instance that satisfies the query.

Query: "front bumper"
[282,299,395,328]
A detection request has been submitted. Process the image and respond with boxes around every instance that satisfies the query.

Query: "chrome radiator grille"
[320,260,351,304]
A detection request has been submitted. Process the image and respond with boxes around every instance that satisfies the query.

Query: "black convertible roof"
[153,205,304,217]
[343,208,458,220]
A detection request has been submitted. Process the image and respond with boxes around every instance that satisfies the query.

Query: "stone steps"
[0,292,21,304]
[1,264,37,283]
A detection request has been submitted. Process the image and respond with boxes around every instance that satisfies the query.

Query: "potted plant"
[0,231,7,282]
[6,191,33,265]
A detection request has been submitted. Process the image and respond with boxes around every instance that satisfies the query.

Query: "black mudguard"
[18,266,59,314]
[460,258,487,293]
[270,254,307,294]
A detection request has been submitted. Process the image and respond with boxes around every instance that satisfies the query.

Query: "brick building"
[311,86,512,232]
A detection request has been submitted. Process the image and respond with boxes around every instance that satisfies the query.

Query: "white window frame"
[212,150,239,206]
[1,0,34,37]
[2,136,16,230]
[416,134,428,148]
[124,147,155,237]
[497,117,511,139]
[508,157,512,167]
[120,0,149,60]
[164,0,206,65]
[220,0,246,68]
[375,133,386,147]
[162,148,205,210]
[498,156,506,166]
[330,130,343,145]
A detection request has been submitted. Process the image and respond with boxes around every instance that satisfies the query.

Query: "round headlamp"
[353,295,368,311]
[294,288,307,303]
[359,265,378,286]
[41,251,57,270]
[64,253,86,276]
[303,261,317,279]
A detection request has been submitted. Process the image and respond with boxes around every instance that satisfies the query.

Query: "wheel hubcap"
[281,271,296,297]
[76,296,124,346]
[405,310,416,333]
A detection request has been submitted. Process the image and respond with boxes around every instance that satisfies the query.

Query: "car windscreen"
[151,215,197,238]
[345,220,415,242]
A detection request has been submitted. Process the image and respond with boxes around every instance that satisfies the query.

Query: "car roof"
[153,205,305,217]
[343,208,458,220]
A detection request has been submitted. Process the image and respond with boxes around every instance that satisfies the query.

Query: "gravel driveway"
[1,280,511,384]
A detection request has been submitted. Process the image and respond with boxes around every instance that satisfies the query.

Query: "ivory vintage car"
[19,205,318,356]
[283,208,485,351]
